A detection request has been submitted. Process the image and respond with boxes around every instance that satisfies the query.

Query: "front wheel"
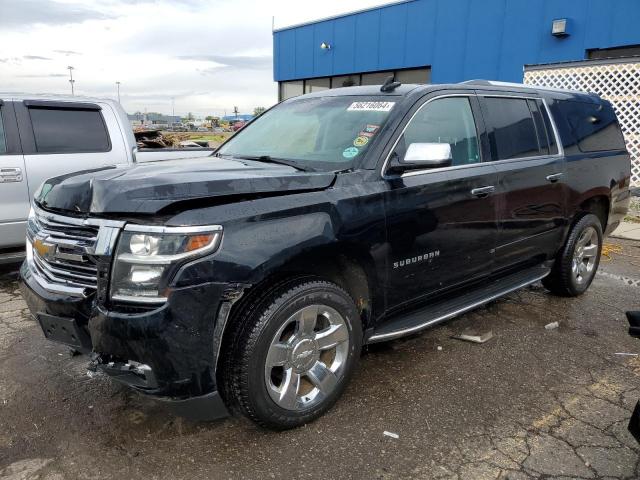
[543,213,603,297]
[221,278,362,430]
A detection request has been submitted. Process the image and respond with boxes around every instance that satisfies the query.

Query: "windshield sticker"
[347,102,395,112]
[353,136,369,147]
[363,124,380,134]
[342,147,360,158]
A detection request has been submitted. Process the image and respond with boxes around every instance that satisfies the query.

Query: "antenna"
[380,75,401,92]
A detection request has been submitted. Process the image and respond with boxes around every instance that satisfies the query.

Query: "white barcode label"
[347,101,395,112]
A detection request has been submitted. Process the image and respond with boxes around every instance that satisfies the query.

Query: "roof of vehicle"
[296,80,601,103]
[0,92,120,106]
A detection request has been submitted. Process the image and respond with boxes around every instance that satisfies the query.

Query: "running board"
[367,265,550,343]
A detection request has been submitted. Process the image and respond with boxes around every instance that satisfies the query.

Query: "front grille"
[26,207,124,296]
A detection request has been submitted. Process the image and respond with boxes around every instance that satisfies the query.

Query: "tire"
[543,213,603,297]
[221,277,362,430]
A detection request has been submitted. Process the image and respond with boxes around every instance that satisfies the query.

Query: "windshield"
[217,96,397,171]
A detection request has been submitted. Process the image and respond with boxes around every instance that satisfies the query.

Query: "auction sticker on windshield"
[347,101,395,112]
[343,147,359,158]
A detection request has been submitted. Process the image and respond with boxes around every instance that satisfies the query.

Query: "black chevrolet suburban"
[20,80,631,430]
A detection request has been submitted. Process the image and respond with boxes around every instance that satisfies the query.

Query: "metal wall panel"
[273,0,640,84]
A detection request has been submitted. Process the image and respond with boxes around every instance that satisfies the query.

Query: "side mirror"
[401,143,452,170]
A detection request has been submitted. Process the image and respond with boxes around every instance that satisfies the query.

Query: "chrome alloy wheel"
[572,226,599,284]
[264,304,350,411]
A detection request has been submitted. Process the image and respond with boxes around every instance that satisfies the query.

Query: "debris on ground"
[383,431,399,439]
[437,345,443,351]
[134,129,202,148]
[545,321,560,330]
[453,328,494,344]
[614,352,639,356]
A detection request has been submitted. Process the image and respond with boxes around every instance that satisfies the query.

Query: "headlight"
[110,225,222,304]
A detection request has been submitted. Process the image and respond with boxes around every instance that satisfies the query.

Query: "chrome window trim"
[381,93,478,179]
[382,92,565,178]
[124,224,223,234]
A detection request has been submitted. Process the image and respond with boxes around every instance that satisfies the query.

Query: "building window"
[278,66,430,101]
[305,77,330,94]
[395,68,431,84]
[280,81,304,100]
[361,71,393,86]
[587,45,640,60]
[331,75,360,88]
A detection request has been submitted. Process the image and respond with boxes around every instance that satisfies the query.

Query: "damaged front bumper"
[19,260,241,421]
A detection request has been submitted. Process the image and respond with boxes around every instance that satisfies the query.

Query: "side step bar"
[367,265,550,343]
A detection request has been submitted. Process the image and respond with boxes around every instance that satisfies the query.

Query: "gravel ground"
[1,238,640,480]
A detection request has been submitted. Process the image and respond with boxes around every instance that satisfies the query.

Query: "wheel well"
[578,196,609,231]
[216,248,375,396]
[227,248,374,333]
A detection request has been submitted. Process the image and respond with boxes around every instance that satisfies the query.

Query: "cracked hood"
[35,156,336,215]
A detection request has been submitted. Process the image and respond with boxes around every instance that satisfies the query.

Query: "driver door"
[383,93,499,308]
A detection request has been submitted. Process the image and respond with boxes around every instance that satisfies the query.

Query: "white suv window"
[0,108,7,154]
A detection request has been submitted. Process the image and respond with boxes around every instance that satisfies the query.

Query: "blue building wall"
[273,0,640,83]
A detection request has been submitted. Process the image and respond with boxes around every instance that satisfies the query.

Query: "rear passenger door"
[477,93,567,272]
[0,100,30,249]
[14,100,127,200]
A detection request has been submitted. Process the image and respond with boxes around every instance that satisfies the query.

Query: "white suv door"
[0,100,30,251]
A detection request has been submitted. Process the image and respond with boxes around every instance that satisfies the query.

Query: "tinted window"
[564,101,626,152]
[29,107,110,153]
[540,102,559,155]
[483,97,541,160]
[0,108,6,154]
[395,97,480,166]
[527,99,549,155]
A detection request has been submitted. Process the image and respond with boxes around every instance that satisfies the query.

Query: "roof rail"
[460,79,590,95]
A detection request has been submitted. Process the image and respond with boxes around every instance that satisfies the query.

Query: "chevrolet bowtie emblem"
[33,237,57,260]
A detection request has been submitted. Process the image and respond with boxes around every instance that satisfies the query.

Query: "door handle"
[546,172,564,183]
[0,167,23,183]
[471,186,495,198]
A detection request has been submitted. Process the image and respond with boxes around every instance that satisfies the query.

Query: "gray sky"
[0,0,391,117]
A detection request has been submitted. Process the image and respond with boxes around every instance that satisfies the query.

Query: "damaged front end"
[19,204,247,421]
[628,310,640,443]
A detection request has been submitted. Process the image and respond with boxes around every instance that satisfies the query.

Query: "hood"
[36,157,336,215]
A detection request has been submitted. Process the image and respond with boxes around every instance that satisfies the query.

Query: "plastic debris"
[453,328,493,344]
[614,352,639,356]
[383,431,399,439]
[437,346,443,351]
[544,321,560,330]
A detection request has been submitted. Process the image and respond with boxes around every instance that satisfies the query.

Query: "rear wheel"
[221,278,362,430]
[543,213,603,296]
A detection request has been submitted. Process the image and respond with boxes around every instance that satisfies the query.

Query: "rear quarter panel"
[546,95,631,236]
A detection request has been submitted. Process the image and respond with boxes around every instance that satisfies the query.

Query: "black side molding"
[23,100,102,111]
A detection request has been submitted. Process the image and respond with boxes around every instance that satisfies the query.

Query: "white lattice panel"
[524,61,640,186]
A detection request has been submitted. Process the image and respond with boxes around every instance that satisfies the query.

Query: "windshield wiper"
[234,155,315,172]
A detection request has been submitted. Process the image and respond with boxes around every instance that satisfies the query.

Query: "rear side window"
[29,107,110,153]
[0,108,6,154]
[564,101,626,152]
[482,97,543,161]
[527,99,549,155]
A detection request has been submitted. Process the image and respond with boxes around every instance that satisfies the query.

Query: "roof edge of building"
[272,0,416,33]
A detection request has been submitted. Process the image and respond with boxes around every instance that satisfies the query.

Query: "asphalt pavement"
[1,238,639,480]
